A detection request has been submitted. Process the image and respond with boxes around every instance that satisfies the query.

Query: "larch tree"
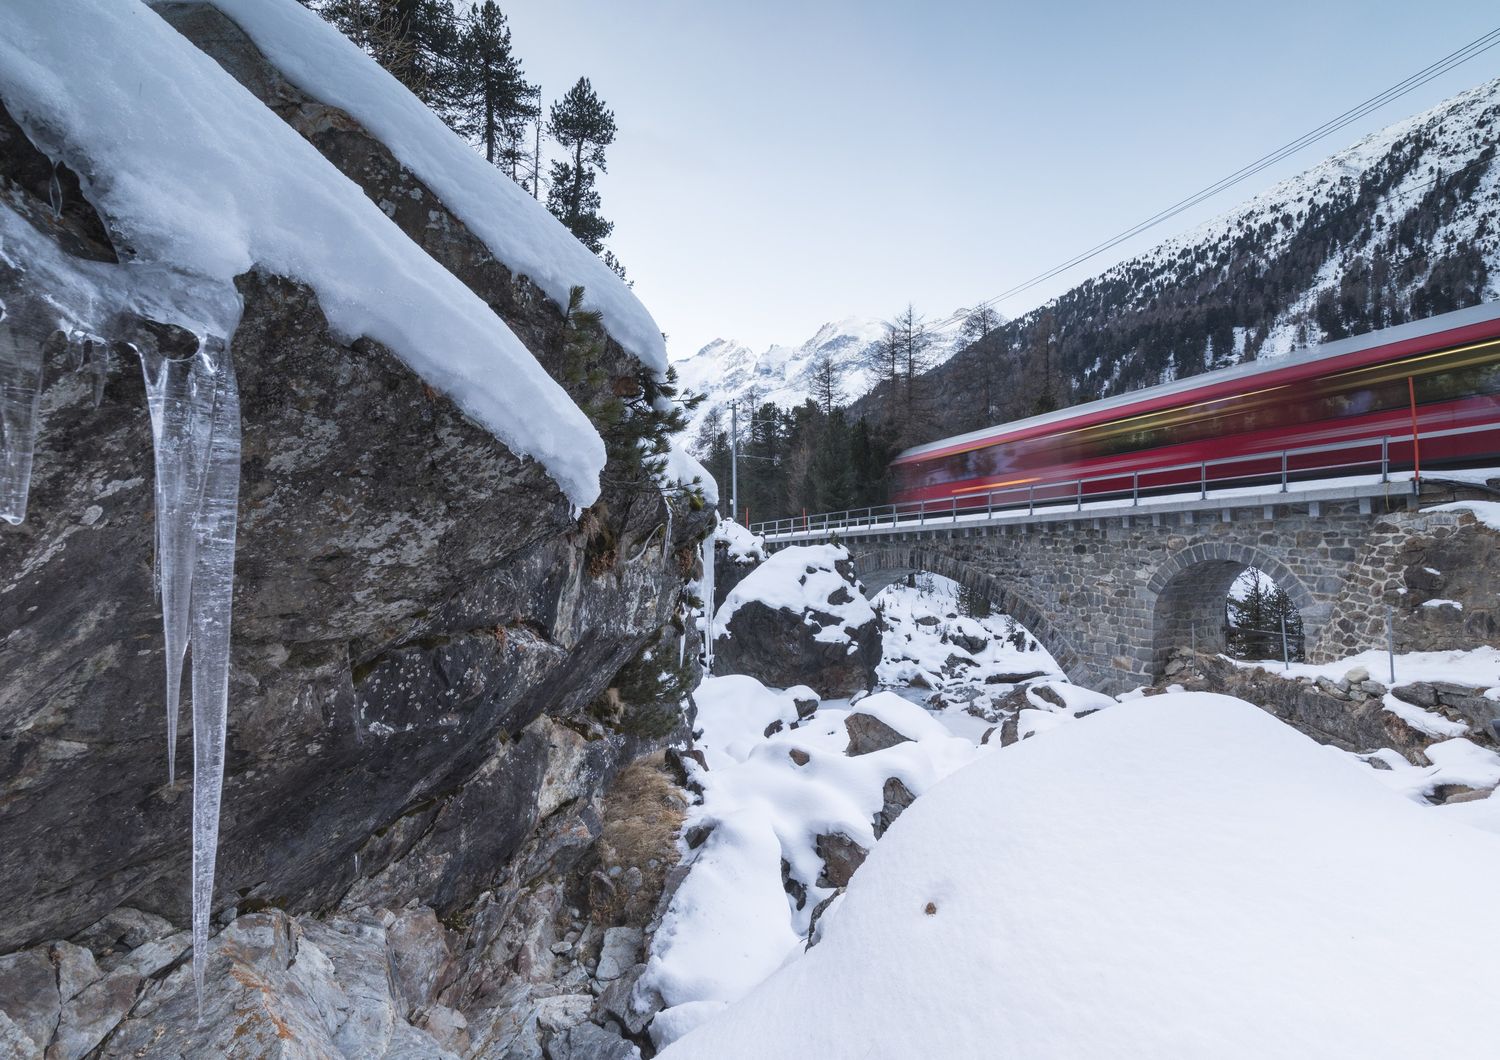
[547,77,617,254]
[961,304,1004,424]
[808,347,845,416]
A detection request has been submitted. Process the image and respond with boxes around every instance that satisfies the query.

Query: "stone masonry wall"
[834,493,1498,694]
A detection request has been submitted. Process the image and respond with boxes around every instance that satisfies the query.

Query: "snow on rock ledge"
[202,0,668,378]
[662,694,1500,1058]
[0,0,604,506]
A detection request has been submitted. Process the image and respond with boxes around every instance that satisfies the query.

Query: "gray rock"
[595,927,644,982]
[873,777,916,839]
[815,833,869,888]
[387,906,453,1016]
[844,712,913,756]
[0,1011,41,1060]
[597,962,656,1037]
[545,1020,641,1060]
[52,972,140,1060]
[0,949,58,1056]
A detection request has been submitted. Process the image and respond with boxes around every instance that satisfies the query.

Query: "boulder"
[815,833,869,888]
[711,547,881,696]
[844,713,913,756]
[872,778,917,839]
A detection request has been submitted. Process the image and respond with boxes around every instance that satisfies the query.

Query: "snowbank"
[715,544,873,641]
[1235,644,1500,688]
[205,0,668,375]
[0,0,604,505]
[642,678,980,1046]
[662,694,1500,1058]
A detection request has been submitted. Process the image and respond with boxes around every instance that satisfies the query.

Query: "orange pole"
[1408,376,1421,485]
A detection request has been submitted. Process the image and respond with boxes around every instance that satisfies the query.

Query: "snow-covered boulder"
[661,694,1500,1058]
[709,519,766,609]
[711,545,881,696]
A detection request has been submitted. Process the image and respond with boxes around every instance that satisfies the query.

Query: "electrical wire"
[934,27,1500,333]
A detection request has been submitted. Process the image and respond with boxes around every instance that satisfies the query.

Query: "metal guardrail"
[751,421,1500,538]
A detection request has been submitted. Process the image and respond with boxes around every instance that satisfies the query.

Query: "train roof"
[894,299,1500,464]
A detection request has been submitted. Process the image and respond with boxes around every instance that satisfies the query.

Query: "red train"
[891,301,1500,510]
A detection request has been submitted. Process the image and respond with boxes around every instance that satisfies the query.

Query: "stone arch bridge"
[764,485,1478,694]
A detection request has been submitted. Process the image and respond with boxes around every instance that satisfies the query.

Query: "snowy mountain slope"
[888,76,1500,438]
[675,313,972,434]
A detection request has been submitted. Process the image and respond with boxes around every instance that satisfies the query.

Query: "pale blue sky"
[500,1,1499,357]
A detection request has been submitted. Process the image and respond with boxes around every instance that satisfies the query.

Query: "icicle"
[678,603,688,669]
[139,337,216,785]
[700,532,716,671]
[0,293,47,526]
[2,201,243,1015]
[662,502,673,557]
[187,340,238,1013]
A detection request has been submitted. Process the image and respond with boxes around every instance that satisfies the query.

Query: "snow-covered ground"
[648,561,1500,1056]
[660,693,1500,1059]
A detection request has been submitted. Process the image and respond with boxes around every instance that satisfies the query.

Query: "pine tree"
[547,77,617,253]
[315,0,462,115]
[451,2,538,179]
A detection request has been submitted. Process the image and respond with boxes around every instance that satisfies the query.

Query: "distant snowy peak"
[676,312,972,432]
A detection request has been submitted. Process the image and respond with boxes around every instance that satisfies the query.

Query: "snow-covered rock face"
[711,544,882,696]
[0,0,713,1032]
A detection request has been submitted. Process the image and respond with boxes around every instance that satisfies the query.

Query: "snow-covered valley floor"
[642,563,1500,1057]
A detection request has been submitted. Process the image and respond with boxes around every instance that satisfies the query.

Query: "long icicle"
[140,343,214,784]
[185,338,239,1013]
[0,294,47,526]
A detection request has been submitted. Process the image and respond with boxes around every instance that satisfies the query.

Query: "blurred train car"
[891,301,1500,510]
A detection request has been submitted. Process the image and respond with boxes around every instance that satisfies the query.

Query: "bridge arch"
[848,545,1083,680]
[1147,541,1322,673]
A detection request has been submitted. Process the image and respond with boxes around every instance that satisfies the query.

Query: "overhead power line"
[935,26,1500,333]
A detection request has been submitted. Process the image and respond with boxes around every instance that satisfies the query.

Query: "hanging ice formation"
[700,531,716,670]
[1,203,242,1011]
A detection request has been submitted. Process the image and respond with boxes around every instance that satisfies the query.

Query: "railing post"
[919,500,925,527]
[1280,451,1288,493]
[1380,436,1389,483]
[1028,485,1035,516]
[1200,462,1207,500]
[1132,471,1139,507]
[987,491,993,518]
[951,496,957,522]
[1076,480,1082,512]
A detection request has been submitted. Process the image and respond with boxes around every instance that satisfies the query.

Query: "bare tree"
[890,303,933,439]
[808,348,845,416]
[961,305,1004,423]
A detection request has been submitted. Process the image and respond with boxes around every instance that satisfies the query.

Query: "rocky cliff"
[0,4,708,1056]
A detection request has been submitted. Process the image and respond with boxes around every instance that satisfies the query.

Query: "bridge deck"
[756,470,1499,544]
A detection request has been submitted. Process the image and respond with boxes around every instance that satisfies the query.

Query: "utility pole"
[730,400,739,523]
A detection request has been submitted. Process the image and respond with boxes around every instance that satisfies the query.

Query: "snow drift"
[662,693,1500,1058]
